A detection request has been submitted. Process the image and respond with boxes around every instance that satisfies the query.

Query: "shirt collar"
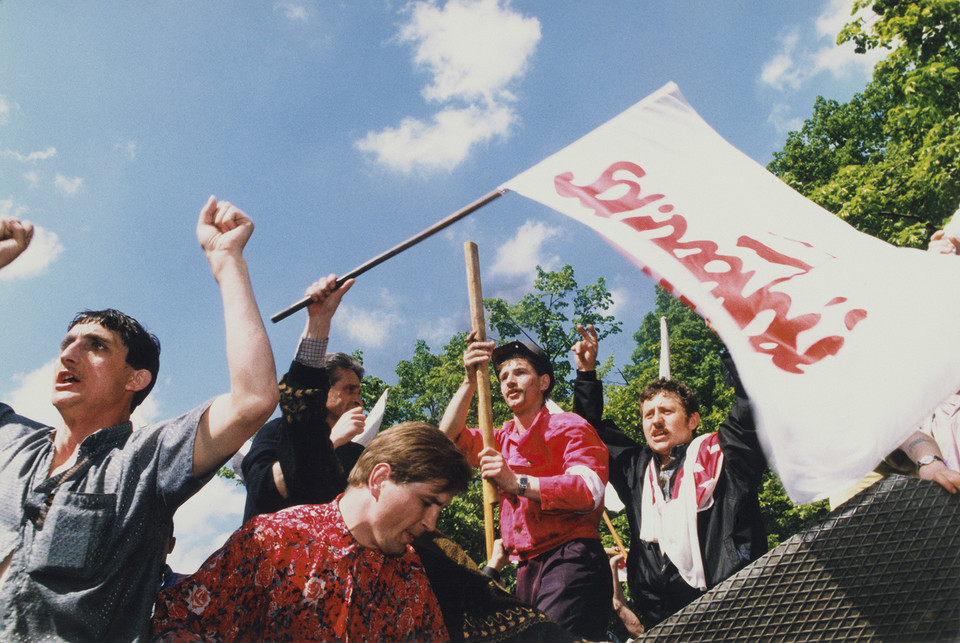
[507,405,550,439]
[77,421,134,454]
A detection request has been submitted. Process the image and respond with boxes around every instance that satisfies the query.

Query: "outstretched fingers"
[571,323,598,371]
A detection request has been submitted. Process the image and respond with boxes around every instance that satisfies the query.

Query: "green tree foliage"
[390,338,465,424]
[436,476,490,568]
[759,474,832,549]
[484,264,621,404]
[385,335,511,569]
[760,0,960,539]
[386,334,513,427]
[768,0,960,247]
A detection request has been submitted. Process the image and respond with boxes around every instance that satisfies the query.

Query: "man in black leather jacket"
[572,324,767,628]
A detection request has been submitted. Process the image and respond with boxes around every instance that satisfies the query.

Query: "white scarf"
[638,433,724,590]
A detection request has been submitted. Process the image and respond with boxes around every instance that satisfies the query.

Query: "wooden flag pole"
[603,510,628,559]
[464,241,498,561]
[271,188,507,323]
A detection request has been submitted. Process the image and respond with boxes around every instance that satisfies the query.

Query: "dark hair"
[491,340,555,398]
[638,378,699,418]
[69,309,160,412]
[326,352,364,385]
[348,422,471,494]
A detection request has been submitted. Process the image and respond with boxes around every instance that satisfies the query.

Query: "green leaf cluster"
[769,0,960,247]
[484,264,622,404]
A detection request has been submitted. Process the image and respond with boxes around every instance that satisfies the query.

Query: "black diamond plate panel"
[643,475,960,642]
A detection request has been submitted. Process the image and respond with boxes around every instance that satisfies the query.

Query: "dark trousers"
[516,538,613,641]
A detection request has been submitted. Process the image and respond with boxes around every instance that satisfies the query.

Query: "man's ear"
[538,374,550,394]
[687,412,701,432]
[368,462,392,499]
[126,369,152,394]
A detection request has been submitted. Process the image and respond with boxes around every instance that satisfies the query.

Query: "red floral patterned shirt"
[151,499,449,642]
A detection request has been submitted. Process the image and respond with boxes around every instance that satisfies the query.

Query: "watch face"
[918,455,938,466]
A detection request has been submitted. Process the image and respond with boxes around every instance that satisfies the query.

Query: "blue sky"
[1,1,883,572]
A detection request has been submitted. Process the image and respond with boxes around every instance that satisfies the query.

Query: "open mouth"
[56,371,79,385]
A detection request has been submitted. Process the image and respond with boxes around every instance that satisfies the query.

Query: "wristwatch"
[517,475,529,497]
[917,454,944,467]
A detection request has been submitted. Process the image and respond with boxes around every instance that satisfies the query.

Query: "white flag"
[502,82,960,503]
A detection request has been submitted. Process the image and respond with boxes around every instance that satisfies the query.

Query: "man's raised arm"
[438,335,494,442]
[270,275,354,499]
[193,196,279,477]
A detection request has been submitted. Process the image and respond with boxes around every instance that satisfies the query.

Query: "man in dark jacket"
[572,324,767,628]
[240,274,365,523]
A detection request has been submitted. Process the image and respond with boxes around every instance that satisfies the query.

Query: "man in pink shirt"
[440,338,611,640]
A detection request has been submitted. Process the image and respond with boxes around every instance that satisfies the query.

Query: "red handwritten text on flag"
[554,161,868,374]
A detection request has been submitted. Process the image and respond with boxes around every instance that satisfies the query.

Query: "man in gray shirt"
[0,200,279,641]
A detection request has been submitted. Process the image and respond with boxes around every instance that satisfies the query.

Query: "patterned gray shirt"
[0,401,213,642]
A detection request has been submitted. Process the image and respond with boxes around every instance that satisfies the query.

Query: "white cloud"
[4,359,63,428]
[357,0,540,174]
[2,359,161,430]
[169,475,246,574]
[0,215,63,282]
[767,102,805,135]
[0,94,18,126]
[759,0,886,93]
[22,170,40,188]
[333,299,403,349]
[0,198,27,219]
[760,31,802,91]
[275,1,308,21]
[114,139,138,161]
[489,219,561,279]
[809,39,885,78]
[4,146,57,163]
[415,315,459,348]
[814,0,859,38]
[400,0,540,105]
[607,286,628,318]
[54,174,83,196]
[356,103,513,174]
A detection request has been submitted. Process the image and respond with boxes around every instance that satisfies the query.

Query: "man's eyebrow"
[422,492,448,506]
[61,328,119,349]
